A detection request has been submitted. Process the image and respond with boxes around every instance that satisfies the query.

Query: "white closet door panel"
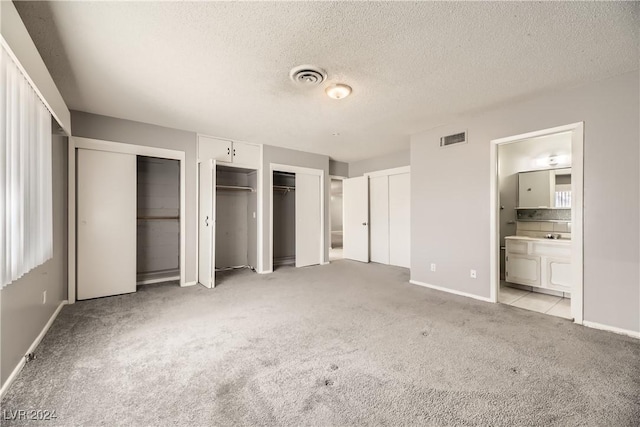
[77,149,136,300]
[343,176,369,263]
[295,173,321,267]
[198,159,216,288]
[369,176,389,264]
[389,173,410,268]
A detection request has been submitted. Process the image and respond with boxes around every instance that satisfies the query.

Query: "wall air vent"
[440,131,467,148]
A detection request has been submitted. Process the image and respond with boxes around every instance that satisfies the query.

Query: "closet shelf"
[216,184,255,192]
[137,216,179,220]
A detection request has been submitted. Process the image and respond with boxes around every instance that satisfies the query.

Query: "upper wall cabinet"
[198,135,261,168]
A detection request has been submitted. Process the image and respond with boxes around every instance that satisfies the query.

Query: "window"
[1,43,53,287]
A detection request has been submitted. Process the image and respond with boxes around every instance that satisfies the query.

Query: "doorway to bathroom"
[490,123,584,323]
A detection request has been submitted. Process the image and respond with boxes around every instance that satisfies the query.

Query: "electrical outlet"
[430,263,436,272]
[42,290,47,304]
[253,211,256,219]
[470,270,477,279]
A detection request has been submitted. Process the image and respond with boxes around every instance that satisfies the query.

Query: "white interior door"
[369,176,389,264]
[295,173,321,267]
[198,159,216,288]
[343,176,369,262]
[389,172,410,268]
[77,149,136,300]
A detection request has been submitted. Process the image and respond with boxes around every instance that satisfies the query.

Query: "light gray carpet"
[2,261,639,426]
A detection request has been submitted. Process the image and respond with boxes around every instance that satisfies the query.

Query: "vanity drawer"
[532,242,571,258]
[506,240,528,254]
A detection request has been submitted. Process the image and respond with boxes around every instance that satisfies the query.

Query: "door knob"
[362,222,367,226]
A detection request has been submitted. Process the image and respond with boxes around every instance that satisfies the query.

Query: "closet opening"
[272,171,296,270]
[215,165,258,284]
[136,156,181,286]
[330,178,343,261]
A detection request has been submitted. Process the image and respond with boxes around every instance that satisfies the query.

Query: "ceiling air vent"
[440,131,467,148]
[289,65,327,87]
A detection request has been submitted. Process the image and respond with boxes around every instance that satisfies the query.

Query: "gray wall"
[349,149,410,177]
[1,134,68,386]
[329,159,349,177]
[263,145,330,271]
[71,111,198,283]
[410,70,639,333]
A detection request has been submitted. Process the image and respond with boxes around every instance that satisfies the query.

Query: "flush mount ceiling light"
[325,83,352,99]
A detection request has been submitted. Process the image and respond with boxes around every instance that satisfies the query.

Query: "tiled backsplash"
[516,208,571,221]
[516,221,571,239]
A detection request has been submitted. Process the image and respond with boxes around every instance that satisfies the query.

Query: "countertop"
[505,235,571,244]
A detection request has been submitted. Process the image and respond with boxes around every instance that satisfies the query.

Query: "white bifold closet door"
[295,173,322,267]
[369,176,389,264]
[77,149,137,300]
[343,176,369,262]
[198,159,216,288]
[388,173,410,268]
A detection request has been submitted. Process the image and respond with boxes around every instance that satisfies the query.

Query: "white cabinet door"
[77,149,136,300]
[389,173,410,268]
[199,136,232,163]
[506,254,540,286]
[232,141,260,168]
[198,159,216,288]
[518,170,553,207]
[546,257,571,290]
[343,176,369,263]
[369,176,389,264]
[295,173,322,267]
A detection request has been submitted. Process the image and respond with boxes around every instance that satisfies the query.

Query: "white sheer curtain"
[1,43,53,287]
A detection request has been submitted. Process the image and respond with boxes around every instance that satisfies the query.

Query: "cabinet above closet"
[198,135,261,168]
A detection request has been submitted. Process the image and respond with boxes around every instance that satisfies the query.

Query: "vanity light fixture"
[325,84,352,99]
[535,154,571,168]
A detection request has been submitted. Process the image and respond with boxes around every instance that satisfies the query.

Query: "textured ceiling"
[15,1,639,162]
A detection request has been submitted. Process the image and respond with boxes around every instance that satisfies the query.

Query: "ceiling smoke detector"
[290,65,327,86]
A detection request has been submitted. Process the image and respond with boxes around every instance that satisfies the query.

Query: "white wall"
[410,71,639,333]
[349,149,409,177]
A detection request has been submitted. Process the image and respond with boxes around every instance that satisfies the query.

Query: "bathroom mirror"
[517,167,571,208]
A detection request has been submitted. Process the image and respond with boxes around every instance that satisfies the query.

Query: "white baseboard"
[321,261,330,265]
[182,281,197,287]
[409,280,493,303]
[259,269,273,274]
[137,276,180,285]
[583,321,640,339]
[0,300,67,399]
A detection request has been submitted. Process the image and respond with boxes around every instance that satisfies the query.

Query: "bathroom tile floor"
[499,282,571,319]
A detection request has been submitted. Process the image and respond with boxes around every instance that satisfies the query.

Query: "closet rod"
[273,185,295,192]
[137,216,179,220]
[216,185,255,192]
